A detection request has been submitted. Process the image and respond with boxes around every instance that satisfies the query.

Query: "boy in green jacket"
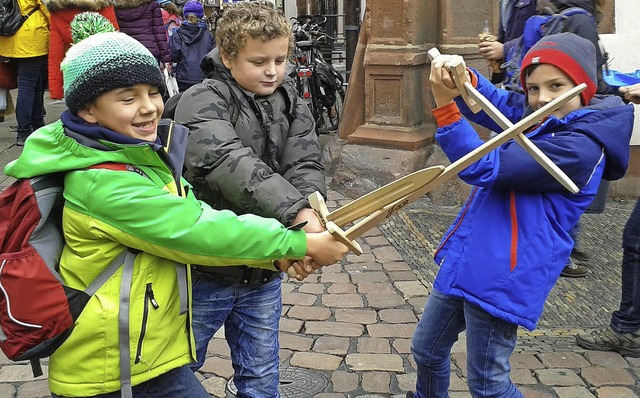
[4,30,348,398]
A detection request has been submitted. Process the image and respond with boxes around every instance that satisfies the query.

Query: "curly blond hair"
[215,1,293,60]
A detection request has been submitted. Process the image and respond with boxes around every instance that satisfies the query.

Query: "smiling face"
[221,36,289,97]
[524,64,582,119]
[77,84,164,141]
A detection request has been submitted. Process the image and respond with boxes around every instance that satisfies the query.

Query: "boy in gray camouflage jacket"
[173,2,325,396]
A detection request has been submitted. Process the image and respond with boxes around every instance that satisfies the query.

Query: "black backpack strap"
[22,3,40,21]
[29,359,43,378]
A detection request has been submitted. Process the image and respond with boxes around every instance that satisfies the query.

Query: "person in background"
[575,197,640,357]
[0,0,49,146]
[169,0,214,92]
[546,0,614,277]
[46,0,119,101]
[173,2,326,396]
[478,0,537,84]
[619,83,640,104]
[113,0,172,72]
[157,0,182,39]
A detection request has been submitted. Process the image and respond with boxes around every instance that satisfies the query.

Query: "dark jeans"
[15,55,47,139]
[411,289,523,398]
[611,197,640,334]
[50,365,208,398]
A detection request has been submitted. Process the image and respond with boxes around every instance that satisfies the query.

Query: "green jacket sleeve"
[63,168,307,268]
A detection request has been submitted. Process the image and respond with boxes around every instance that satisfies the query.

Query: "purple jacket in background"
[114,0,170,64]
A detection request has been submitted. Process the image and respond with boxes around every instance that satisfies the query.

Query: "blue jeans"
[51,365,208,397]
[611,197,640,334]
[15,55,46,139]
[411,289,523,398]
[191,272,282,398]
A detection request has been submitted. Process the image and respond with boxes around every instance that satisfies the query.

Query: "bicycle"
[289,15,345,135]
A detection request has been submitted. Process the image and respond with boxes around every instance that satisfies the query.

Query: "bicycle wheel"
[325,88,343,133]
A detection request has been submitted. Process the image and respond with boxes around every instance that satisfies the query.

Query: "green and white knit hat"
[61,31,164,113]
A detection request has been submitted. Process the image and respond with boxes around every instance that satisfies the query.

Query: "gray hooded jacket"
[175,48,326,226]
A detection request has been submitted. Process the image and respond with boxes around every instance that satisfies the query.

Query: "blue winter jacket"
[433,70,634,330]
[169,22,215,86]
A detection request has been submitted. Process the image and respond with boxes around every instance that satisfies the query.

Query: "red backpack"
[0,169,136,378]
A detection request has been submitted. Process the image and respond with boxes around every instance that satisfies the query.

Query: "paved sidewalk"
[1,93,639,397]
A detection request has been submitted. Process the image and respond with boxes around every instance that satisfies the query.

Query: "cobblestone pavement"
[1,93,639,397]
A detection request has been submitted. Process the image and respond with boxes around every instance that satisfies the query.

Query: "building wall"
[600,0,640,73]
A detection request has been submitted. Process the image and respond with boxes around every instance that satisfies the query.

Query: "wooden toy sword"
[285,51,585,278]
[305,82,585,257]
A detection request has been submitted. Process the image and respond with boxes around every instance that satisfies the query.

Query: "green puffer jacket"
[4,118,307,397]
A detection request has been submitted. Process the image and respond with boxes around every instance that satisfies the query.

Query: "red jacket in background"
[46,0,119,100]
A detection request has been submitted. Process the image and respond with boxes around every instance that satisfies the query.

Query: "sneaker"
[576,327,640,357]
[16,136,25,146]
[406,393,415,398]
[560,258,588,278]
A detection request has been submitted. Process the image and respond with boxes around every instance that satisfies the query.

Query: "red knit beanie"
[520,32,597,105]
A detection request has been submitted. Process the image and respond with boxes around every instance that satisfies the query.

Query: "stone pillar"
[346,0,436,151]
[329,0,497,201]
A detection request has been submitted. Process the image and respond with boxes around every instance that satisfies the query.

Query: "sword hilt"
[427,47,482,113]
[326,221,363,256]
[308,191,330,227]
[308,191,363,255]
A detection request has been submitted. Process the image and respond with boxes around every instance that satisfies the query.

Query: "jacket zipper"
[135,283,160,364]
[509,191,519,271]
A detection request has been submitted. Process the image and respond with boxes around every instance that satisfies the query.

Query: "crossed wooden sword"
[286,48,585,278]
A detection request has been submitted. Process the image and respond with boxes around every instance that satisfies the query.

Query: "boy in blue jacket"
[168,0,214,92]
[407,33,634,398]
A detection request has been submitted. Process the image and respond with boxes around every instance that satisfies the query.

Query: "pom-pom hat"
[61,31,164,114]
[70,11,115,44]
[183,0,204,19]
[520,32,597,105]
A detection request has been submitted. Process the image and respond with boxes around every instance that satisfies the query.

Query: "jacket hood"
[562,95,634,180]
[200,47,231,79]
[46,0,112,12]
[549,0,597,14]
[5,114,189,180]
[177,24,206,45]
[113,0,153,10]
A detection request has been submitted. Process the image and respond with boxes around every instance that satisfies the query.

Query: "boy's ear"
[77,106,98,124]
[220,51,233,70]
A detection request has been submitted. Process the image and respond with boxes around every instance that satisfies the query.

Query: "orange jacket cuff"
[468,68,479,88]
[432,102,461,127]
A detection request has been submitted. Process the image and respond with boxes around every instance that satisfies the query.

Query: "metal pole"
[344,0,359,82]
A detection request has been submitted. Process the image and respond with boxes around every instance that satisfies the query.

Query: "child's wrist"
[432,102,461,127]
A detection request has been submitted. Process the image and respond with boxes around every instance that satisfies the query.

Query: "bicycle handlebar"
[292,14,328,26]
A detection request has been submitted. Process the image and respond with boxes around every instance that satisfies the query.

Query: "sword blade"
[325,165,445,227]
